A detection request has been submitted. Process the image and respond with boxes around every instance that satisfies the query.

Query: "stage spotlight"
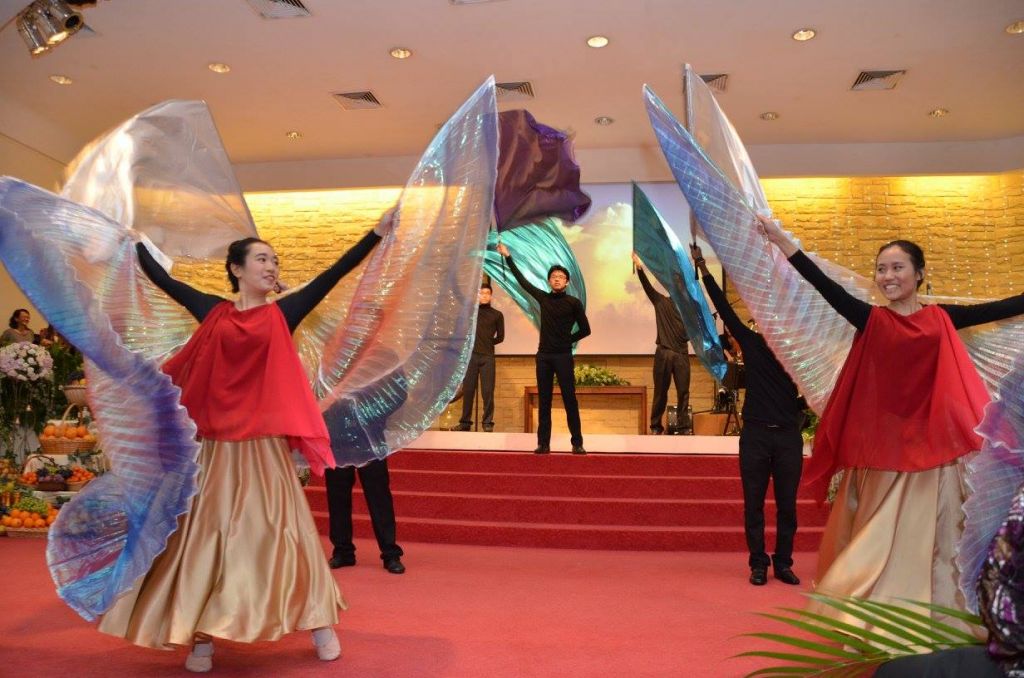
[14,0,84,56]
[16,13,49,55]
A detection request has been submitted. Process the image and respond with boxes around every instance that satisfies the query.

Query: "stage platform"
[406,430,740,454]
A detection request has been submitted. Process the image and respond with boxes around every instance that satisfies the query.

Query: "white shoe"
[185,641,214,672]
[312,627,341,661]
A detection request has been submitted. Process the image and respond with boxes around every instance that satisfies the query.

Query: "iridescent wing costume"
[0,78,498,621]
[632,182,727,380]
[643,68,1024,611]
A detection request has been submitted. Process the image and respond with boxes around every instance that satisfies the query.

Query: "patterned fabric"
[979,482,1024,675]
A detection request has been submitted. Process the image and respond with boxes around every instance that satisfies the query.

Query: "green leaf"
[806,595,934,647]
[904,600,985,625]
[753,612,885,655]
[744,667,817,677]
[735,651,834,665]
[856,599,981,644]
[775,606,913,651]
[740,632,865,659]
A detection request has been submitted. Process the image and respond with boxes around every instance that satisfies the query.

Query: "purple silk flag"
[494,110,591,231]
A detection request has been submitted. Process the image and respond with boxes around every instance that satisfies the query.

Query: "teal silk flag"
[632,183,727,380]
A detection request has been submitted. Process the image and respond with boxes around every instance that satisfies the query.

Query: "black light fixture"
[15,0,85,57]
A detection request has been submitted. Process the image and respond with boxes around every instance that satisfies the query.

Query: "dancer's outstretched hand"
[631,252,642,268]
[374,205,399,236]
[496,242,510,258]
[756,215,797,257]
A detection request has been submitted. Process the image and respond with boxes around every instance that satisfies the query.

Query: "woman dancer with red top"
[98,210,394,672]
[759,214,1024,623]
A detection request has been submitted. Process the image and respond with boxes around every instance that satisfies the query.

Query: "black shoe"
[749,567,768,586]
[328,554,356,569]
[774,567,800,586]
[534,445,550,454]
[650,427,664,435]
[571,445,587,455]
[483,424,494,432]
[455,423,472,432]
[383,557,406,574]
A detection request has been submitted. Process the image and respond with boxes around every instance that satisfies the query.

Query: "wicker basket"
[67,478,91,492]
[62,385,88,408]
[38,404,97,455]
[5,527,49,539]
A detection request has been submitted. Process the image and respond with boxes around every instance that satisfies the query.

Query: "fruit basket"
[61,383,88,408]
[38,404,98,455]
[2,498,58,538]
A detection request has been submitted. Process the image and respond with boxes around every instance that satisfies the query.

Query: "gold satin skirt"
[98,437,345,649]
[810,462,967,631]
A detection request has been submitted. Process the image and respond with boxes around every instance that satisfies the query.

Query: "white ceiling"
[1,0,1022,166]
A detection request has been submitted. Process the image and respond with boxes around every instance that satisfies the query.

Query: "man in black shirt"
[496,242,591,454]
[458,284,505,432]
[692,244,804,587]
[631,252,691,434]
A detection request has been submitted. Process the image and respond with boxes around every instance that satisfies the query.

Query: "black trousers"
[324,459,403,561]
[651,347,690,430]
[535,352,583,447]
[738,423,803,569]
[460,353,496,427]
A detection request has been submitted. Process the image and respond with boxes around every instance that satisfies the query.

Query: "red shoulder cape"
[803,305,989,500]
[162,301,333,474]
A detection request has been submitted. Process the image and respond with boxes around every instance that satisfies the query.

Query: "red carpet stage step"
[305,450,828,551]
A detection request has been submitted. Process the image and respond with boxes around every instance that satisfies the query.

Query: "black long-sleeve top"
[472,304,505,356]
[636,267,689,353]
[504,255,591,354]
[135,231,381,333]
[788,250,1024,331]
[701,272,804,429]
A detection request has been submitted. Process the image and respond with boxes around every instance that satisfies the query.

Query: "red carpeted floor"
[306,450,827,552]
[0,536,816,677]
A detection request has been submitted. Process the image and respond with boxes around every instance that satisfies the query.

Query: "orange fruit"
[43,424,56,436]
[35,519,46,528]
[76,426,88,437]
[54,424,65,437]
[9,518,22,528]
[46,515,55,525]
[1,516,9,526]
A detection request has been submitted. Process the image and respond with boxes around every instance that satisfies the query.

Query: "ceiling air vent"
[700,73,729,93]
[332,90,383,110]
[245,0,310,19]
[495,81,535,102]
[851,70,905,91]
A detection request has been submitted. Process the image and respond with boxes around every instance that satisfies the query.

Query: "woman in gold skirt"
[104,211,393,671]
[759,215,1024,631]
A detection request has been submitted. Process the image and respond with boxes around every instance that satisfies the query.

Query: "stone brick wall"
[168,171,1023,433]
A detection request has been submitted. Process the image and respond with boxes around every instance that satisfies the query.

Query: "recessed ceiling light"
[594,116,614,126]
[586,35,609,48]
[759,111,779,121]
[389,46,412,59]
[49,74,72,85]
[285,130,302,139]
[791,28,816,41]
[1006,20,1024,35]
[208,62,231,74]
[928,108,949,118]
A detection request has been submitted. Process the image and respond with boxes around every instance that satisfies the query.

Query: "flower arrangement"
[0,342,54,382]
[573,364,629,387]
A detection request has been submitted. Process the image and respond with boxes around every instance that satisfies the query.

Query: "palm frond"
[737,593,985,678]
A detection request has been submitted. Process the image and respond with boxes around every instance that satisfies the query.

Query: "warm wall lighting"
[1006,20,1024,35]
[594,116,614,125]
[928,108,949,118]
[759,111,779,121]
[208,62,231,74]
[791,28,816,41]
[285,130,303,139]
[586,35,609,48]
[49,74,72,85]
[389,46,412,59]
